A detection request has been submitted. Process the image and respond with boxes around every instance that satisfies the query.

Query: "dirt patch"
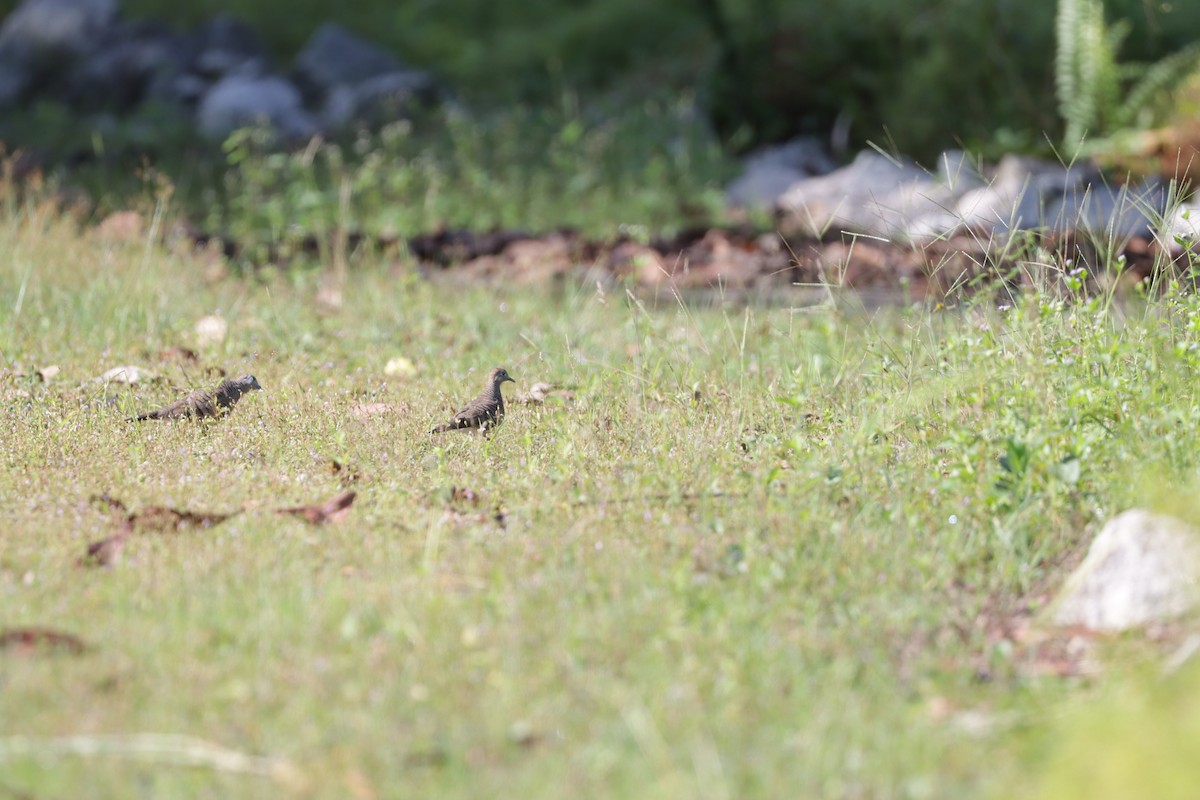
[177,220,1195,299]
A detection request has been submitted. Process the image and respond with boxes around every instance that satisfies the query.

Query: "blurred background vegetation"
[3,0,1200,248]
[0,0,1188,159]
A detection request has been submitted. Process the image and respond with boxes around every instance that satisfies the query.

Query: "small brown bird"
[431,367,515,434]
[134,374,262,421]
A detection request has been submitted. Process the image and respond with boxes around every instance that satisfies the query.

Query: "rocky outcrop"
[0,0,441,141]
[734,143,1176,249]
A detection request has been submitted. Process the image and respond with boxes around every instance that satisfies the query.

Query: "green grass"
[10,100,733,255]
[2,202,1200,798]
[210,102,730,257]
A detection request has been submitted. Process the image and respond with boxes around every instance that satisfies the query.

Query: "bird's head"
[490,367,515,385]
[236,374,263,392]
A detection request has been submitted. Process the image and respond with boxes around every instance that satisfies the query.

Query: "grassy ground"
[2,200,1200,798]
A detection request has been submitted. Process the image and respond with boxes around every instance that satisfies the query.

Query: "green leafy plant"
[1056,0,1200,151]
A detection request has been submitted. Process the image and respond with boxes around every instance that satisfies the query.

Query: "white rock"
[93,365,151,384]
[1053,509,1200,632]
[384,356,416,377]
[194,314,227,346]
[778,150,985,240]
[778,150,929,236]
[947,156,1091,233]
[1155,201,1200,252]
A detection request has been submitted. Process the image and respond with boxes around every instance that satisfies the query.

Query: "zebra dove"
[134,374,262,421]
[431,367,514,434]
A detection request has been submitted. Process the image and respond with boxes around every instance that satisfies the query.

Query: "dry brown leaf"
[329,459,362,487]
[135,505,237,532]
[81,532,129,567]
[154,346,200,363]
[90,494,235,534]
[350,402,396,418]
[89,493,130,516]
[94,210,145,241]
[449,486,480,505]
[343,768,377,800]
[0,627,88,655]
[277,491,356,525]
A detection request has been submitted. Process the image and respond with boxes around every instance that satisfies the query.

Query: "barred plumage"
[431,367,515,434]
[134,374,263,421]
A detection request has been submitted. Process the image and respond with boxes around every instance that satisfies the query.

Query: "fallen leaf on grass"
[0,627,88,655]
[315,281,343,313]
[80,532,129,568]
[329,459,362,486]
[350,402,398,418]
[94,210,144,241]
[153,346,200,363]
[83,495,237,565]
[277,491,356,524]
[89,492,129,515]
[448,486,480,505]
[508,720,544,749]
[343,767,377,800]
[135,505,238,532]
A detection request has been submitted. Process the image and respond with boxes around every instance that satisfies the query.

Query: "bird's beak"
[506,376,515,384]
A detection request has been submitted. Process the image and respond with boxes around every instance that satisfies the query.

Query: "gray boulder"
[140,13,268,110]
[777,150,930,237]
[0,0,117,65]
[190,13,268,79]
[196,71,317,142]
[1053,509,1200,632]
[0,59,28,105]
[0,0,118,104]
[1044,178,1165,239]
[294,23,436,128]
[336,69,437,127]
[780,151,1167,243]
[945,156,1068,233]
[146,69,209,108]
[946,157,1161,238]
[64,19,186,111]
[294,23,404,94]
[725,137,838,210]
[778,149,985,240]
